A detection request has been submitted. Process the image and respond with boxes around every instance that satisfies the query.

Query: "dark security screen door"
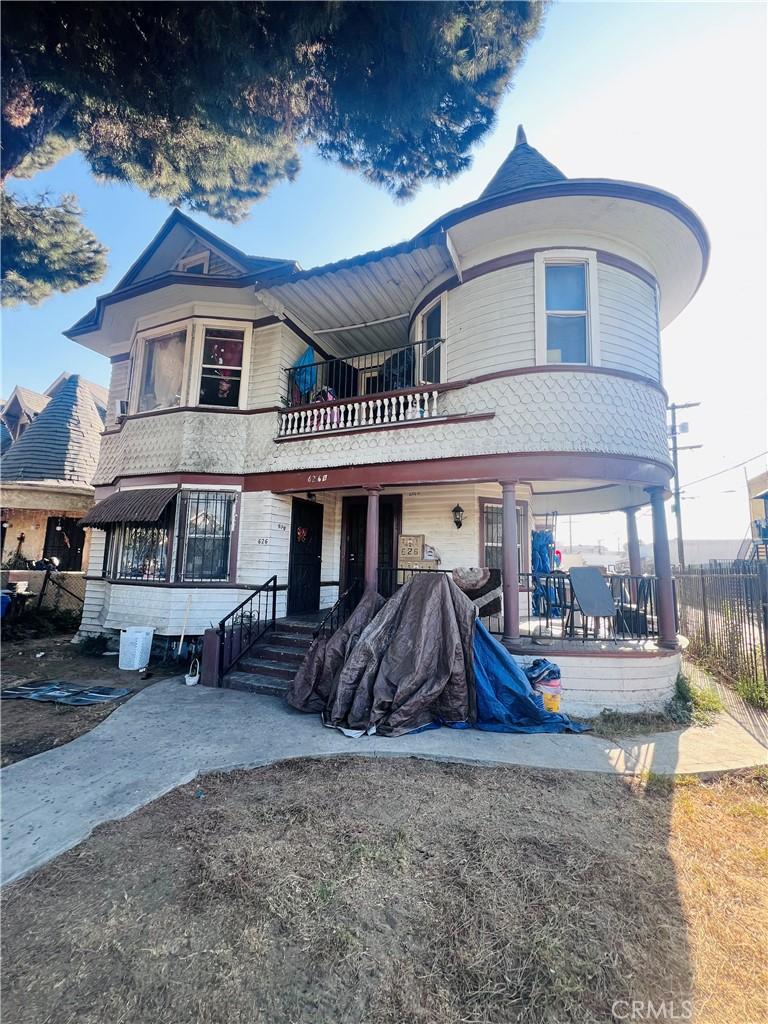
[43,516,86,571]
[287,498,324,614]
[341,495,401,596]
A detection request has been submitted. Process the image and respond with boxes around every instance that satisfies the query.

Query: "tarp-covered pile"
[287,573,589,737]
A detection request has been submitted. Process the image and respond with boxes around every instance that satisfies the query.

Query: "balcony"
[279,340,444,438]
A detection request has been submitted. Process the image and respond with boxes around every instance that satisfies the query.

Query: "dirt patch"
[1,634,180,766]
[3,758,765,1024]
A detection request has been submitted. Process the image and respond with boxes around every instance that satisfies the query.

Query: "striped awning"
[79,487,178,527]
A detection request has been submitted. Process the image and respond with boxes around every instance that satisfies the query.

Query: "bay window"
[176,491,236,582]
[131,320,249,413]
[105,508,174,581]
[138,330,186,412]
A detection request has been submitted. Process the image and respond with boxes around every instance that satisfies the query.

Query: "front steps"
[225,621,316,696]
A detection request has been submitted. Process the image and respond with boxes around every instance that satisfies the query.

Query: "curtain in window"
[139,331,186,412]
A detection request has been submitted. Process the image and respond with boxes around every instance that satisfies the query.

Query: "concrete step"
[226,671,288,697]
[236,658,296,681]
[268,631,316,649]
[250,644,307,665]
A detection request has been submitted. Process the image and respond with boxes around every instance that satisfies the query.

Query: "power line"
[679,450,768,491]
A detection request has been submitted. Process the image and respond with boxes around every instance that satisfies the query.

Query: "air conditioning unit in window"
[114,400,128,422]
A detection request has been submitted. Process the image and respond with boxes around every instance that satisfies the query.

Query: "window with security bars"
[104,505,175,581]
[176,491,236,582]
[199,328,244,408]
[482,503,524,575]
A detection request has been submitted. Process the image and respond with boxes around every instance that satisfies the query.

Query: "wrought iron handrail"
[217,575,277,685]
[312,579,363,642]
[285,338,445,407]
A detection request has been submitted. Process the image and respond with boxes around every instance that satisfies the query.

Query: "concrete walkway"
[2,677,766,886]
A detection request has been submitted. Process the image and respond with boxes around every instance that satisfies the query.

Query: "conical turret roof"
[480,125,566,199]
[1,374,104,485]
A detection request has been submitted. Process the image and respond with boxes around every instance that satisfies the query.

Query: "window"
[104,491,236,583]
[176,491,236,581]
[420,301,442,384]
[177,251,210,274]
[481,502,525,574]
[545,263,588,363]
[138,330,186,412]
[105,507,174,581]
[199,328,244,408]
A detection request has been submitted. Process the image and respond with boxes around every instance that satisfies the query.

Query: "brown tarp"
[289,573,478,737]
[287,588,386,713]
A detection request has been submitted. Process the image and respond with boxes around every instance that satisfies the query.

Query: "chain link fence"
[675,564,768,685]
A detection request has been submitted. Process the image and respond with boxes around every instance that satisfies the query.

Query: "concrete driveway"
[2,676,766,886]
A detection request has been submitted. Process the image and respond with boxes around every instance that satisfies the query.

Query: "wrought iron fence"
[376,566,660,642]
[285,339,445,407]
[675,565,768,684]
[217,575,277,685]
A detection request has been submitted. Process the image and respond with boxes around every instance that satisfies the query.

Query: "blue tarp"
[292,346,317,396]
[531,529,561,617]
[472,621,589,733]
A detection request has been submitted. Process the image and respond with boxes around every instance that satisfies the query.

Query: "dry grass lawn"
[2,759,766,1024]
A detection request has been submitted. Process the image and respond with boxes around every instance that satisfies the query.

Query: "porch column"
[501,481,520,643]
[647,486,677,648]
[364,486,381,591]
[625,507,642,600]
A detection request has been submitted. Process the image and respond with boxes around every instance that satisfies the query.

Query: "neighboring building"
[745,470,768,559]
[640,538,745,570]
[1,375,105,569]
[67,126,709,711]
[1,374,107,442]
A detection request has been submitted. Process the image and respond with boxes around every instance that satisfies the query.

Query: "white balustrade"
[279,389,441,437]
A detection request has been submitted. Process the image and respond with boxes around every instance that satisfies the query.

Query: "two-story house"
[70,127,708,713]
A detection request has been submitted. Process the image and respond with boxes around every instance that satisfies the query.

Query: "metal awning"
[79,487,178,527]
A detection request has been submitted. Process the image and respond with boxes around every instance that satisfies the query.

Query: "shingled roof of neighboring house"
[0,374,104,486]
[0,419,12,455]
[479,125,567,199]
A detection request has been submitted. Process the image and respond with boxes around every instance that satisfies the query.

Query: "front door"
[287,498,323,615]
[341,495,401,597]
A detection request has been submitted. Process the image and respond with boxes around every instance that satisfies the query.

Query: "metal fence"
[675,564,768,684]
[1,569,85,626]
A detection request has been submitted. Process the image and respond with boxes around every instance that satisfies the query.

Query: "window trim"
[534,250,601,367]
[416,296,447,383]
[177,251,210,275]
[190,319,252,411]
[478,497,529,576]
[128,317,252,414]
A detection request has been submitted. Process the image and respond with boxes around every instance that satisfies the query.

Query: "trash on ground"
[1,682,132,706]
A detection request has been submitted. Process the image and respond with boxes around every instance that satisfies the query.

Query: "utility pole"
[668,401,703,571]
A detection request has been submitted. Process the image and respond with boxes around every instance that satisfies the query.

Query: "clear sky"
[2,1,766,550]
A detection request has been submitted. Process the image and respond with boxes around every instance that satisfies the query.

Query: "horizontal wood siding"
[247,324,306,410]
[79,531,107,632]
[598,264,660,381]
[446,264,535,380]
[183,245,239,278]
[105,360,130,427]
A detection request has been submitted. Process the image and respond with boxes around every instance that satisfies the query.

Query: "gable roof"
[114,209,297,290]
[5,385,49,418]
[0,375,104,486]
[480,125,567,199]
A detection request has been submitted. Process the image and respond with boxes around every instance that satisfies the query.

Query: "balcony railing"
[375,566,661,642]
[285,339,444,406]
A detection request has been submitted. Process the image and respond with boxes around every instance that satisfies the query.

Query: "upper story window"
[129,319,250,414]
[534,250,600,367]
[545,264,588,363]
[419,299,443,384]
[199,328,244,408]
[177,251,210,275]
[138,330,186,412]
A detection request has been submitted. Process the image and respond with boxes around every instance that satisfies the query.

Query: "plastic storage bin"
[119,627,154,670]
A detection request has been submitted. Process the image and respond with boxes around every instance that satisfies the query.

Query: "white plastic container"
[119,627,154,670]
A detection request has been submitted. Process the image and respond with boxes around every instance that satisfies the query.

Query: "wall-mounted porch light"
[452,504,465,529]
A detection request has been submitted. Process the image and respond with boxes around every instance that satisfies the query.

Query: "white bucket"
[119,627,154,670]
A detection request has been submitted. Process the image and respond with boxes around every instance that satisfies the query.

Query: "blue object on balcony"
[292,347,317,399]
[531,529,561,617]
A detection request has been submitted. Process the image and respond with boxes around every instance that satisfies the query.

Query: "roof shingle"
[0,375,103,485]
[480,125,567,200]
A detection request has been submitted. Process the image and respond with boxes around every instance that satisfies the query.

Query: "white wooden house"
[70,127,708,713]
